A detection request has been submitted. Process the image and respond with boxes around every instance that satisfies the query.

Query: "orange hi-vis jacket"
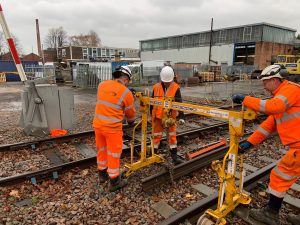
[152,82,179,119]
[93,80,136,130]
[245,80,300,148]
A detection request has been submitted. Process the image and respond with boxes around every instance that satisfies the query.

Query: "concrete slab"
[58,87,74,130]
[197,119,218,126]
[259,156,277,163]
[279,149,287,154]
[188,143,200,150]
[243,163,258,172]
[185,123,201,129]
[152,201,177,219]
[44,149,66,165]
[192,183,216,196]
[15,198,33,207]
[284,194,300,208]
[291,183,300,192]
[74,144,96,158]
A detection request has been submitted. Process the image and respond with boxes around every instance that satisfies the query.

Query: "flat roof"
[140,22,297,42]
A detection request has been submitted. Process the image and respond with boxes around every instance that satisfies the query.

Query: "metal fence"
[73,65,112,88]
[24,65,56,82]
[202,80,266,101]
[72,64,262,92]
[223,65,258,78]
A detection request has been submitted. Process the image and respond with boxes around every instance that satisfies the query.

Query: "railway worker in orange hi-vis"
[151,66,185,165]
[93,65,136,192]
[232,65,300,225]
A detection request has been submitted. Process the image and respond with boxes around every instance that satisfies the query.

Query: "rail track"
[3,103,290,225]
[0,113,231,186]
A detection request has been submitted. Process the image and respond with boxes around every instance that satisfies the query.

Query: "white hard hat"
[160,66,174,82]
[113,65,132,80]
[258,65,285,80]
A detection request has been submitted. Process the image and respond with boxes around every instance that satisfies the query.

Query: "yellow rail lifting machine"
[125,91,257,224]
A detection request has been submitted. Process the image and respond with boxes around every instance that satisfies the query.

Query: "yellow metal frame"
[125,92,256,224]
[124,92,165,177]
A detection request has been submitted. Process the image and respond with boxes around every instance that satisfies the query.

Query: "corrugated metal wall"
[141,44,234,65]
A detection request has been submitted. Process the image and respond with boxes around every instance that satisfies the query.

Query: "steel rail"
[158,161,278,225]
[0,130,94,152]
[0,122,228,186]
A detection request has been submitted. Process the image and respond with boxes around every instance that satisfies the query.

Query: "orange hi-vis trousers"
[268,147,300,198]
[152,118,177,149]
[94,128,123,179]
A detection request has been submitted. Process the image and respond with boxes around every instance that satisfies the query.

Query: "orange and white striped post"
[0,4,27,82]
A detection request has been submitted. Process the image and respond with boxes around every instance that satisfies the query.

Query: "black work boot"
[98,169,109,183]
[109,176,128,192]
[287,214,300,225]
[170,148,185,165]
[249,206,279,225]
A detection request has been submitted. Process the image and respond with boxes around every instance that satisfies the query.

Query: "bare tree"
[44,26,68,49]
[0,32,7,55]
[0,32,23,55]
[12,34,23,55]
[69,30,101,47]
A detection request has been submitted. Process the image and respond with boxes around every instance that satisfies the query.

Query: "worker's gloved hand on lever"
[127,120,136,127]
[232,94,245,104]
[239,141,253,153]
[178,119,185,125]
[129,88,136,96]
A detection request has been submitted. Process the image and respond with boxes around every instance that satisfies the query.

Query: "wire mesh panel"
[74,64,112,89]
[24,65,56,82]
[203,80,266,101]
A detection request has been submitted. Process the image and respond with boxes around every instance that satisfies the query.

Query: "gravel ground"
[1,84,299,225]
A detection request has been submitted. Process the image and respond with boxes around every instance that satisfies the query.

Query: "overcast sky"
[1,0,299,54]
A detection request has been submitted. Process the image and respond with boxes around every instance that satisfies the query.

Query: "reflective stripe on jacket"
[246,80,300,147]
[93,80,136,130]
[152,82,179,119]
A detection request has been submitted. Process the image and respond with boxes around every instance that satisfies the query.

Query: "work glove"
[127,120,135,127]
[129,88,136,96]
[232,94,245,104]
[239,141,253,153]
[178,119,185,125]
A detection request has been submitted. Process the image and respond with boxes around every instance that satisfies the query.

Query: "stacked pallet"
[200,72,215,82]
[242,73,251,80]
[0,73,6,83]
[209,66,221,81]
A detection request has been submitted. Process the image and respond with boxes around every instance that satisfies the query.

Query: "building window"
[234,43,256,65]
[82,48,88,59]
[62,49,66,57]
[243,27,252,41]
[219,30,227,43]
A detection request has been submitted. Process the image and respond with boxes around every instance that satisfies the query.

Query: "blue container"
[0,60,38,81]
[111,61,129,73]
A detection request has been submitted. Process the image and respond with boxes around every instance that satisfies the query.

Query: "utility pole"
[208,18,213,67]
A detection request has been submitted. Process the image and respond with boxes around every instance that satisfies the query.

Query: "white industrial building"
[140,22,296,69]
